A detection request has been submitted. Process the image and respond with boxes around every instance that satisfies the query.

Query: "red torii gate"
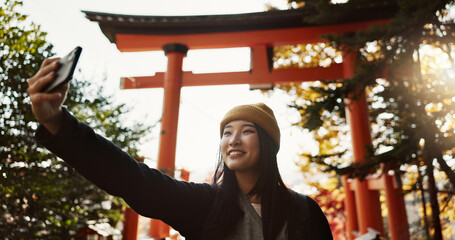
[84,4,409,240]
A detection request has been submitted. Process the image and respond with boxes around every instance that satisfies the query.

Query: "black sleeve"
[307,196,334,240]
[35,108,215,238]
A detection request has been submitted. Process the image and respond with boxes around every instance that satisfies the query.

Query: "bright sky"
[20,0,319,190]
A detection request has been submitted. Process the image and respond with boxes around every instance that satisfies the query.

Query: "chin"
[225,163,241,171]
[226,164,254,173]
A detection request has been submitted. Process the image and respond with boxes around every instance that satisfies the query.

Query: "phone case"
[42,46,82,93]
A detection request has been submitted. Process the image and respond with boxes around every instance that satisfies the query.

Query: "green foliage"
[0,1,151,238]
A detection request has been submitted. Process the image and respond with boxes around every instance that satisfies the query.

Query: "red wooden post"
[180,169,190,182]
[122,158,143,240]
[157,43,188,174]
[123,208,139,240]
[342,176,358,240]
[149,219,169,239]
[384,173,410,240]
[343,53,384,236]
[148,43,188,239]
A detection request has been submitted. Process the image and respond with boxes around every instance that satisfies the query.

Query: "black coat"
[35,108,333,240]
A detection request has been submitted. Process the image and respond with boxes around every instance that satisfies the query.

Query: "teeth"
[229,151,243,155]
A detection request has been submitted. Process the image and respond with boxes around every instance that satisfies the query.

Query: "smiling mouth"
[229,151,244,156]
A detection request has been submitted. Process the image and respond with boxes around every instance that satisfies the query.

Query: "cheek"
[220,138,227,150]
[252,146,260,163]
[247,137,261,162]
[220,139,228,158]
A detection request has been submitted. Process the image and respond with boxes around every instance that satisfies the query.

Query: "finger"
[38,59,60,80]
[29,58,60,85]
[41,58,60,68]
[55,83,70,96]
[30,92,62,103]
[28,71,56,94]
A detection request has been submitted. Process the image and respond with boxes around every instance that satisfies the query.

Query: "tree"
[273,0,455,239]
[0,1,151,238]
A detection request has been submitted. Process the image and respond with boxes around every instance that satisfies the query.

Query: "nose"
[229,132,241,146]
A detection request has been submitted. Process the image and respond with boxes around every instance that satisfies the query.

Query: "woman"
[28,58,333,239]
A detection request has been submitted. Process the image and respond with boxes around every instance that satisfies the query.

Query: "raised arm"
[28,58,215,239]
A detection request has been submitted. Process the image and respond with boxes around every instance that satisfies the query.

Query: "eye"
[223,131,232,136]
[243,129,256,134]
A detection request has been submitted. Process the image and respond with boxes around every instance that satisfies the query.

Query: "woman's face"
[221,120,260,174]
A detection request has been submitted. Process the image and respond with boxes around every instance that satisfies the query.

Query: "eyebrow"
[224,123,256,129]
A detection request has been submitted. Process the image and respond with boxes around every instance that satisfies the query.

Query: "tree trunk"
[436,154,455,191]
[417,165,431,239]
[415,48,443,239]
[423,156,442,240]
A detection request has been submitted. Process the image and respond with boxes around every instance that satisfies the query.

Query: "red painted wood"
[156,51,185,173]
[123,208,139,240]
[342,176,358,240]
[343,53,384,237]
[120,64,344,89]
[115,19,389,51]
[150,48,186,239]
[384,174,410,240]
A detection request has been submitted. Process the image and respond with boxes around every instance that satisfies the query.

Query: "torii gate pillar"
[149,43,188,239]
[157,43,188,174]
[342,53,409,240]
[342,53,384,238]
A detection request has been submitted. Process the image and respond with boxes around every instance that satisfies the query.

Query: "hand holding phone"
[41,46,82,93]
[27,47,82,135]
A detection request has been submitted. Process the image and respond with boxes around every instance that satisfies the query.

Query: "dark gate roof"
[83,1,398,43]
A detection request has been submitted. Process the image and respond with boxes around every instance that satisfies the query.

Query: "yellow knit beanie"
[220,103,280,149]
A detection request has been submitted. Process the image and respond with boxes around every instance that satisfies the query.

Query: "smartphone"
[42,46,82,93]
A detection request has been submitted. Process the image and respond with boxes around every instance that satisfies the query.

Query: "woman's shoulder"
[287,189,320,209]
[287,189,334,239]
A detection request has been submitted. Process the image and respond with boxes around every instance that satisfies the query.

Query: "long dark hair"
[202,124,295,240]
